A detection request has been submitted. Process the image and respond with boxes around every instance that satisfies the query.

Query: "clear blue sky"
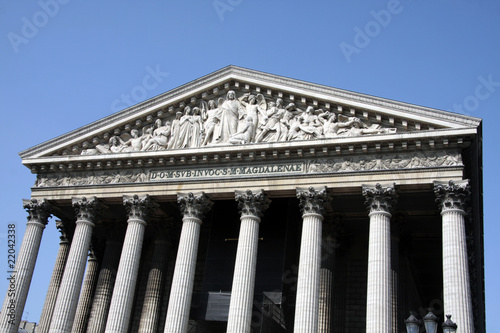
[1,1,498,329]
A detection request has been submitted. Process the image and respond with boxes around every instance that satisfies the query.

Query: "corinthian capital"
[434,180,470,213]
[72,196,102,222]
[296,186,328,216]
[362,183,397,215]
[235,189,271,219]
[177,192,213,221]
[22,198,52,225]
[55,220,70,242]
[123,194,158,221]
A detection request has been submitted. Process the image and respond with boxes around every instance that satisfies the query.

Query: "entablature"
[23,127,476,174]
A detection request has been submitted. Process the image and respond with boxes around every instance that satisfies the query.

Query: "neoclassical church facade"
[0,66,484,332]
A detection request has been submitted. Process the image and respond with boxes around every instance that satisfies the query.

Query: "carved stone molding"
[177,192,213,221]
[22,198,52,225]
[33,150,462,188]
[362,183,398,216]
[123,194,158,222]
[235,189,271,219]
[434,180,470,213]
[307,150,462,173]
[72,196,102,222]
[297,186,328,217]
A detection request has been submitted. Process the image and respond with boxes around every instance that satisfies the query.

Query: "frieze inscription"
[150,163,303,181]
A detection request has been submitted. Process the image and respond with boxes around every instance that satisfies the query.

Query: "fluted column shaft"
[138,237,169,333]
[164,192,212,333]
[72,251,99,333]
[366,211,391,331]
[86,238,122,333]
[38,225,70,333]
[105,195,156,333]
[318,233,337,333]
[435,180,474,333]
[49,197,101,333]
[391,234,400,332]
[0,199,51,333]
[294,187,327,333]
[363,183,397,333]
[227,190,270,333]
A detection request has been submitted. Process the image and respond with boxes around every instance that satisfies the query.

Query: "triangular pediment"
[20,65,481,162]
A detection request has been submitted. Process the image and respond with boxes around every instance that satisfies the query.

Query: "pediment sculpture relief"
[82,90,397,155]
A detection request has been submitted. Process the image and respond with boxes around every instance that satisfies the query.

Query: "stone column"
[105,195,157,333]
[363,183,397,333]
[38,221,70,333]
[138,223,170,333]
[318,217,340,333]
[434,180,474,333]
[49,197,101,333]
[227,190,270,333]
[391,214,405,333]
[293,187,327,333]
[163,192,212,333]
[72,249,99,333]
[0,199,51,333]
[86,229,123,333]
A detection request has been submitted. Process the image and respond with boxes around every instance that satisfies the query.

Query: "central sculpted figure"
[239,93,266,142]
[213,90,244,143]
